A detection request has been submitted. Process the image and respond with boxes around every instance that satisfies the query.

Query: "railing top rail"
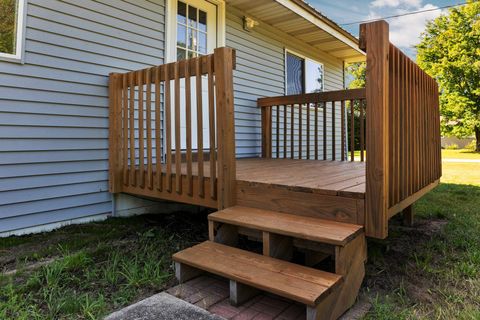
[257,88,366,107]
[112,50,236,86]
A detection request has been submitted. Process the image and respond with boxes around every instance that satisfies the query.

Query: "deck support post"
[214,47,237,209]
[209,221,238,246]
[403,205,414,226]
[108,73,123,193]
[360,21,390,239]
[262,232,293,260]
[175,262,203,283]
[229,280,259,306]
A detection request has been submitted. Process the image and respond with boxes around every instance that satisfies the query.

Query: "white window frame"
[165,0,226,63]
[0,0,28,63]
[284,48,325,95]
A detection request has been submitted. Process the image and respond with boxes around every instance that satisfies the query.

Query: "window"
[286,51,324,95]
[176,1,208,60]
[0,0,26,62]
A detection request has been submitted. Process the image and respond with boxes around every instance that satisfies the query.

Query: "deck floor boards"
[134,158,365,199]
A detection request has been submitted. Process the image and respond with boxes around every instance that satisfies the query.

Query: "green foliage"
[344,63,367,151]
[464,140,477,151]
[0,0,17,54]
[345,62,366,89]
[416,0,480,150]
[444,143,459,150]
[0,213,208,319]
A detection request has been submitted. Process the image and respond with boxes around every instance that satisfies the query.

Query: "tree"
[416,0,480,151]
[344,62,366,151]
[345,62,366,89]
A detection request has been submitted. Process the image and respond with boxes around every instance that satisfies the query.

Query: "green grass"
[0,212,208,319]
[363,150,480,319]
[441,149,480,160]
[1,150,479,319]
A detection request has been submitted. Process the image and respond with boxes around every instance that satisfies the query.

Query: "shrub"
[445,143,459,150]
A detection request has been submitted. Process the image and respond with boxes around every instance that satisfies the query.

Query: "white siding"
[0,0,165,233]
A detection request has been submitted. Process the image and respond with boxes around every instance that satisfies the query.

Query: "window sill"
[0,54,24,64]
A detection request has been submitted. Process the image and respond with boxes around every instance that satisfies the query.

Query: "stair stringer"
[307,232,367,320]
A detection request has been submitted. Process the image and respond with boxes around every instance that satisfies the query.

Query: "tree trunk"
[476,126,480,152]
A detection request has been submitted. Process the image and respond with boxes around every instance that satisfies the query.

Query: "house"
[1,0,441,318]
[1,0,364,235]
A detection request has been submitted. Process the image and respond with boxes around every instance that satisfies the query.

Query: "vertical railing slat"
[129,72,136,186]
[185,60,193,196]
[283,104,287,158]
[276,105,280,158]
[155,66,162,191]
[350,99,354,162]
[122,73,129,185]
[138,70,145,188]
[323,102,327,160]
[165,64,172,192]
[341,100,345,161]
[290,105,294,159]
[298,104,302,159]
[306,102,310,159]
[332,101,336,161]
[360,99,365,162]
[208,55,216,200]
[146,68,153,190]
[174,62,182,194]
[196,57,205,198]
[315,103,318,160]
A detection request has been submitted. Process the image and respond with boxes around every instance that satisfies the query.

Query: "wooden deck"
[124,158,366,225]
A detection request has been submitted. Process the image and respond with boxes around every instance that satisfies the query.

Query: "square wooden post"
[108,73,123,193]
[360,21,390,239]
[214,47,237,209]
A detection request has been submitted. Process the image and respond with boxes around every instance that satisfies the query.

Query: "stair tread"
[173,241,342,306]
[209,206,363,246]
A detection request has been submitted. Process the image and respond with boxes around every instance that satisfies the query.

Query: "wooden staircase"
[173,206,367,320]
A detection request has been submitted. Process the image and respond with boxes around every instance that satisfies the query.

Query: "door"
[169,0,217,152]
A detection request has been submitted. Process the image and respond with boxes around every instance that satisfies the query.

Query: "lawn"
[441,149,480,160]
[0,150,479,319]
[364,150,480,319]
[0,211,209,319]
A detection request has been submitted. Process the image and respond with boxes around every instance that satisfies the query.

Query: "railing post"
[108,73,123,193]
[360,21,390,239]
[261,107,272,158]
[214,47,237,209]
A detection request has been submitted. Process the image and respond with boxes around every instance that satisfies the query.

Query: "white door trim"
[165,0,226,63]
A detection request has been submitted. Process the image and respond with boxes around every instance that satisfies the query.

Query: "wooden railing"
[257,88,366,161]
[360,21,441,238]
[108,47,236,209]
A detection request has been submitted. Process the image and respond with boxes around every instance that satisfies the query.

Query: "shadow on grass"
[363,183,480,319]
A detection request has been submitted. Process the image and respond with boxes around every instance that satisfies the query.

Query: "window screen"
[286,52,304,95]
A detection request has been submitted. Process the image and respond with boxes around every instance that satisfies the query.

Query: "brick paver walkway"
[167,275,306,319]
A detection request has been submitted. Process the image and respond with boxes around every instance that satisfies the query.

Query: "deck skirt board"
[209,206,363,246]
[172,241,342,306]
